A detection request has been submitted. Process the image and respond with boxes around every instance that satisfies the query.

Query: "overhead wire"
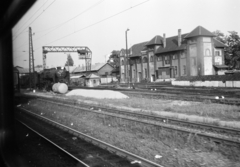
[13,0,56,41]
[33,0,105,41]
[13,0,104,53]
[40,0,150,47]
[13,0,48,37]
[15,0,150,61]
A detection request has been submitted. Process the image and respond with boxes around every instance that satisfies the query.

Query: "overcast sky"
[12,0,240,68]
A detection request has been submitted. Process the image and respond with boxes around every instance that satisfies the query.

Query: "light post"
[125,28,130,87]
[23,59,27,68]
[64,53,70,84]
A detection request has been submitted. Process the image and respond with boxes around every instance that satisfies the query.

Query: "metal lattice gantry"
[42,46,92,71]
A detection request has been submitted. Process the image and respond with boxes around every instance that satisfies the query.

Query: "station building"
[120,26,227,83]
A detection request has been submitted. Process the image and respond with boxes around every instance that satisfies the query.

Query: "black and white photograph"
[1,0,240,167]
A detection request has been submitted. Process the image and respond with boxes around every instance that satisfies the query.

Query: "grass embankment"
[66,95,240,129]
[22,99,240,167]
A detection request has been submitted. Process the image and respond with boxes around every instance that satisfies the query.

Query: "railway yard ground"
[14,88,240,167]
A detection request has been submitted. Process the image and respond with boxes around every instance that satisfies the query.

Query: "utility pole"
[67,54,70,84]
[29,27,35,89]
[125,28,130,87]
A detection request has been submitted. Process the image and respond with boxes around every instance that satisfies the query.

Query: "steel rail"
[15,118,90,167]
[68,86,240,105]
[123,91,240,105]
[35,98,240,146]
[17,107,164,167]
[38,97,240,136]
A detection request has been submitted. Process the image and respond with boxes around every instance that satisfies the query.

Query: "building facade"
[120,26,226,83]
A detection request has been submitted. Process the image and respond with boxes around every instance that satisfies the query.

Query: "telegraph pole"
[29,27,35,89]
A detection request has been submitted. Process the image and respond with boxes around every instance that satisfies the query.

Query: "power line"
[33,0,105,40]
[13,0,48,37]
[13,0,104,53]
[41,0,150,47]
[13,0,56,41]
[34,0,104,34]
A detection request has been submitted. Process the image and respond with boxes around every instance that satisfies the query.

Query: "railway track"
[15,106,164,167]
[69,86,240,106]
[122,91,240,106]
[25,96,240,147]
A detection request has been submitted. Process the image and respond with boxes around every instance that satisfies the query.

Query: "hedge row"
[176,73,240,82]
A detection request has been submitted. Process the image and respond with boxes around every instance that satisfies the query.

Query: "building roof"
[130,41,148,57]
[15,67,30,74]
[213,65,229,69]
[64,66,77,73]
[85,73,100,79]
[155,33,188,54]
[212,38,226,48]
[72,63,113,73]
[154,33,225,54]
[145,35,163,46]
[70,75,84,79]
[184,26,216,39]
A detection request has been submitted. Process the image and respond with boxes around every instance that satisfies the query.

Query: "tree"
[213,30,240,69]
[65,54,74,66]
[107,50,120,68]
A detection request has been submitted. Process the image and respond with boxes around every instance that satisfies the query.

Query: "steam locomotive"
[19,66,69,90]
[37,66,69,90]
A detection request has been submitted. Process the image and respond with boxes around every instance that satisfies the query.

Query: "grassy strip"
[22,100,240,167]
[63,95,240,129]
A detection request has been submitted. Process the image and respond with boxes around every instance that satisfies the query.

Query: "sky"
[12,0,240,69]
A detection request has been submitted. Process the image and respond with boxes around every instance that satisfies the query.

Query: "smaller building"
[70,75,85,86]
[85,74,101,87]
[72,63,114,76]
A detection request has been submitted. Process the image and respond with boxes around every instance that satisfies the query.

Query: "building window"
[150,56,154,62]
[191,57,197,66]
[174,66,177,75]
[122,60,124,65]
[183,65,186,75]
[143,57,148,63]
[164,56,170,64]
[93,80,96,84]
[137,58,141,64]
[180,52,186,58]
[172,55,177,60]
[215,50,221,56]
[157,56,162,61]
[166,68,170,75]
[145,68,147,78]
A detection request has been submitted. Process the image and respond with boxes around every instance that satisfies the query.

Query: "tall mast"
[29,27,35,88]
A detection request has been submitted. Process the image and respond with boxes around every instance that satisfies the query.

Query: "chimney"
[163,33,166,48]
[178,29,181,47]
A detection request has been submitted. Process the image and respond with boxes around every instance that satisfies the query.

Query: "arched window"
[143,57,148,63]
[122,59,124,65]
[138,58,141,64]
[150,56,154,62]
